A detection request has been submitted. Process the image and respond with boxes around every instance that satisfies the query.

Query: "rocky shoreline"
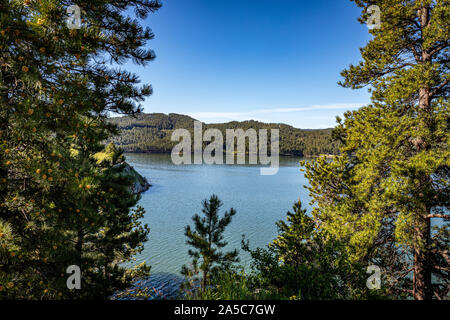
[122,162,151,194]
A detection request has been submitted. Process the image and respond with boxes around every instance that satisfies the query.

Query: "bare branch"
[429,41,450,57]
[430,79,449,98]
[425,213,449,219]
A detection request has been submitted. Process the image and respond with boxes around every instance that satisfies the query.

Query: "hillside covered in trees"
[108,113,340,156]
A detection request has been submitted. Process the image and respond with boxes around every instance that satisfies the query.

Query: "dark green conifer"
[0,0,160,299]
[181,195,239,292]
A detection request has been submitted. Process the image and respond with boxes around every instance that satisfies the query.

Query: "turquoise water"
[124,153,311,276]
[120,154,446,299]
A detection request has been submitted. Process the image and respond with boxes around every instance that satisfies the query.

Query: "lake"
[123,153,312,297]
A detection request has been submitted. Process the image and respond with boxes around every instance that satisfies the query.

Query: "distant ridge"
[108,113,339,156]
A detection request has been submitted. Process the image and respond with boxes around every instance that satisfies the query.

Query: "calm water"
[122,154,310,297]
[118,154,445,299]
[124,153,311,296]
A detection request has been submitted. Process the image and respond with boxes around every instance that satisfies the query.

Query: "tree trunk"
[0,76,12,225]
[202,270,208,292]
[412,214,432,300]
[413,85,433,300]
[76,227,84,266]
[411,5,433,301]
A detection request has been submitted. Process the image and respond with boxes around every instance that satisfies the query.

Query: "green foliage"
[242,201,375,300]
[0,0,160,299]
[305,0,449,300]
[181,195,239,294]
[192,201,378,300]
[108,113,341,156]
[185,268,284,300]
[93,143,125,165]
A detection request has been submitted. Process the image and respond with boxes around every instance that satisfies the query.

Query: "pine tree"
[243,201,371,299]
[304,0,449,299]
[181,195,239,292]
[0,0,160,299]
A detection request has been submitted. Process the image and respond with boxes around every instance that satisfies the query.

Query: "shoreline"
[122,150,337,158]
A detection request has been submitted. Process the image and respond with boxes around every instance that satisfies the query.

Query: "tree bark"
[412,214,432,300]
[0,70,11,220]
[411,5,433,301]
[412,85,433,300]
[76,227,84,266]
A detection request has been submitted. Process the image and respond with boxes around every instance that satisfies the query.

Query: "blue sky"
[126,0,372,129]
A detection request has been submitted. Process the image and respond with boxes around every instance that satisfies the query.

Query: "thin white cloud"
[188,103,365,122]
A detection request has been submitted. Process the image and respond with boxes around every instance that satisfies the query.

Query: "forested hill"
[108,113,340,156]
